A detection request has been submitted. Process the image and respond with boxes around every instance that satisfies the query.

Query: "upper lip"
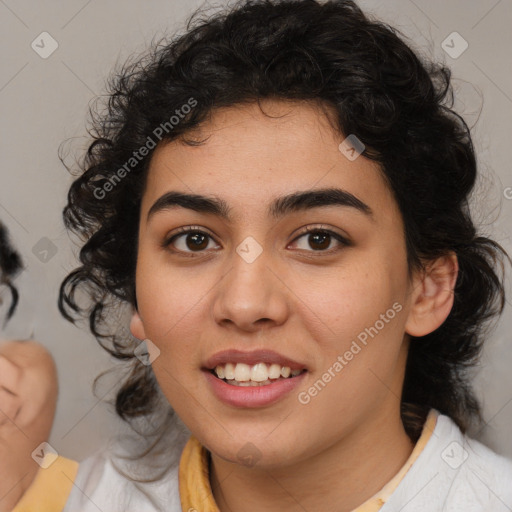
[203,349,308,371]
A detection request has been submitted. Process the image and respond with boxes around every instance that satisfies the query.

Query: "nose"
[212,247,290,332]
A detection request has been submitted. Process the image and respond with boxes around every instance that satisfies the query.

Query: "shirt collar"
[179,408,439,512]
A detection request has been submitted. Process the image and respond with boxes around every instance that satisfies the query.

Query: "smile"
[212,361,305,385]
[204,367,308,408]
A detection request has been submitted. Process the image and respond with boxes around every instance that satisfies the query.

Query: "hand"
[0,340,58,512]
[0,354,23,430]
[0,341,56,433]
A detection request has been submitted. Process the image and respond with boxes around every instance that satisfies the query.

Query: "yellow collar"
[12,455,79,512]
[179,409,438,512]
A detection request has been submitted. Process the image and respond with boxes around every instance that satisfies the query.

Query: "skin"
[0,340,58,512]
[130,99,458,512]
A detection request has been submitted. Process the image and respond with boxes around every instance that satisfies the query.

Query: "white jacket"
[63,411,512,511]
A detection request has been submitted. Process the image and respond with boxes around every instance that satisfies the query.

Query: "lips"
[202,349,308,372]
[203,367,307,408]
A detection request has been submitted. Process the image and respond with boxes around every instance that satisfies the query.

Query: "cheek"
[134,259,213,381]
[135,255,205,340]
[299,262,397,336]
[296,263,407,386]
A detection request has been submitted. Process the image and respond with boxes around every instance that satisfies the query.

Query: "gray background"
[0,0,511,462]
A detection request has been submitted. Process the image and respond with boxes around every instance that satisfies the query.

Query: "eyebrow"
[147,187,374,222]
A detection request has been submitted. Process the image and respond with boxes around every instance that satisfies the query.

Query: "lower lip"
[203,370,307,408]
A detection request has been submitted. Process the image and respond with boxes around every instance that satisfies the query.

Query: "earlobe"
[404,252,459,337]
[130,309,147,340]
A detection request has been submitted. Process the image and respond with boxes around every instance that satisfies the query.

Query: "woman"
[57,0,512,510]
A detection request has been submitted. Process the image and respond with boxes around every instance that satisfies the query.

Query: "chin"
[205,429,304,470]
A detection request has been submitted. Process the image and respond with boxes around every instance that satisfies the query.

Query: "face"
[131,99,420,468]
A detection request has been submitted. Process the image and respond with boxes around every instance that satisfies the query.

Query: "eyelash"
[163,225,351,256]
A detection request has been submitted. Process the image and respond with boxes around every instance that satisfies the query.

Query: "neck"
[210,405,415,512]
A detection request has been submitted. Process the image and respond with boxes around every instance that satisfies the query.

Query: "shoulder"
[441,414,512,510]
[63,413,191,511]
[63,448,182,512]
[12,455,79,512]
[382,410,512,512]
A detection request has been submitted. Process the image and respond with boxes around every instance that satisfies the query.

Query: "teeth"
[251,363,269,382]
[229,380,273,387]
[234,363,251,382]
[224,362,235,380]
[215,365,225,379]
[268,363,282,379]
[213,362,304,382]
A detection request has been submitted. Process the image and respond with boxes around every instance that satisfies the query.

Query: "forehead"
[143,100,398,223]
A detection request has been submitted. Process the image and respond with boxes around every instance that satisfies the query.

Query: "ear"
[130,309,147,340]
[404,252,458,337]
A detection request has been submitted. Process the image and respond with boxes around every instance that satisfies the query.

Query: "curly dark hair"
[59,0,510,443]
[0,221,23,324]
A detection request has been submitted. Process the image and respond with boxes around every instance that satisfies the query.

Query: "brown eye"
[184,232,209,251]
[306,231,331,250]
[165,228,220,254]
[290,228,350,253]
